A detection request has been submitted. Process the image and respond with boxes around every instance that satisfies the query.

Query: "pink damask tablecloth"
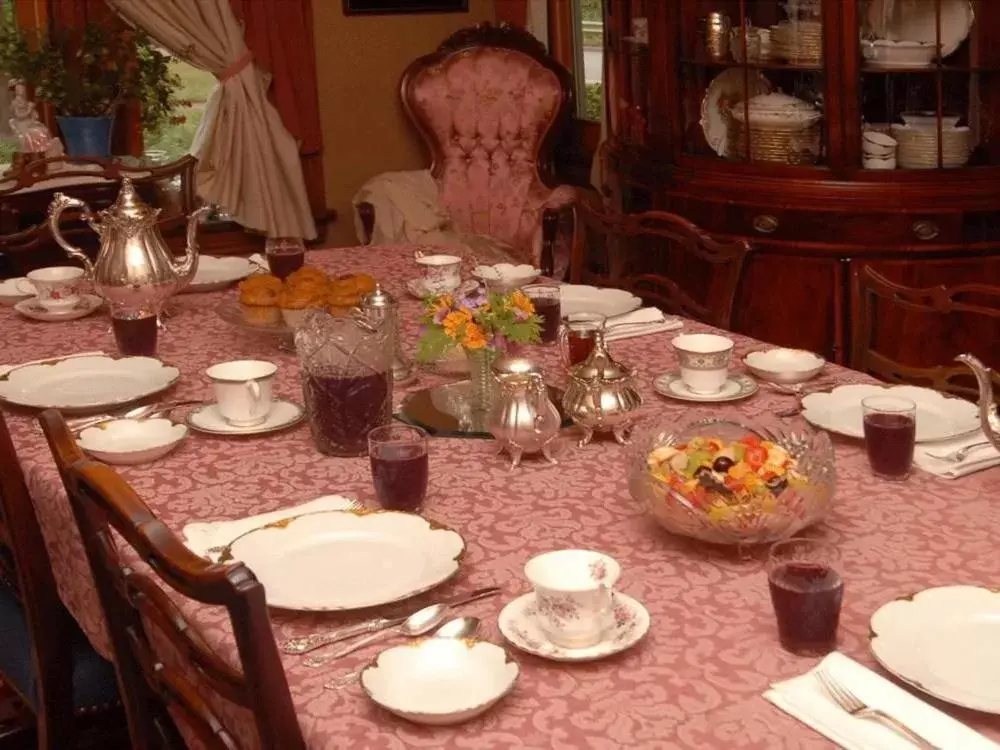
[3,245,1000,749]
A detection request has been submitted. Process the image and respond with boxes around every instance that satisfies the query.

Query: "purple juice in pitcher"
[302,369,391,456]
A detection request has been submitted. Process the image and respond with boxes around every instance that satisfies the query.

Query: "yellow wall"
[313,1,496,246]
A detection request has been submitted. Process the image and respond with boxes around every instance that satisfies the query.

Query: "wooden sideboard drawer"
[665,200,964,245]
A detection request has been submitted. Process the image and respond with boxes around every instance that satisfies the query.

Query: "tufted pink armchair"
[356,22,578,275]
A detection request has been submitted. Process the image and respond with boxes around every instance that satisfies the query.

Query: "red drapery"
[47,0,142,155]
[229,0,327,221]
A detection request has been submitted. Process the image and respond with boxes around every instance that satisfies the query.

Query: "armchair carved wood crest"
[355,22,578,274]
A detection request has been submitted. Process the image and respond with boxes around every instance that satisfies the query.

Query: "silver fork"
[816,669,939,749]
[924,440,992,463]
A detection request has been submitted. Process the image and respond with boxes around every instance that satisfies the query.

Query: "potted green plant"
[0,21,185,158]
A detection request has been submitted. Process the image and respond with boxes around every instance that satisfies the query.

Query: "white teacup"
[524,549,621,649]
[862,131,897,158]
[206,360,278,426]
[415,252,462,294]
[19,266,84,311]
[671,333,735,394]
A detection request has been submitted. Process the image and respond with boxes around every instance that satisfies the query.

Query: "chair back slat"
[38,410,304,750]
[570,201,752,329]
[850,265,1000,396]
[0,413,77,744]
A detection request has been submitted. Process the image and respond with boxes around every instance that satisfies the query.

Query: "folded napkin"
[765,652,998,750]
[605,307,683,342]
[913,430,1000,480]
[0,351,105,378]
[247,253,267,270]
[183,495,358,561]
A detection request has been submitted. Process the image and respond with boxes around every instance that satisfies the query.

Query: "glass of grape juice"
[767,538,844,656]
[524,284,561,345]
[368,424,429,511]
[862,395,917,481]
[111,308,159,357]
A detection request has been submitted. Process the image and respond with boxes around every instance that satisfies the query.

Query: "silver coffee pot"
[562,331,643,447]
[48,177,212,314]
[488,355,561,469]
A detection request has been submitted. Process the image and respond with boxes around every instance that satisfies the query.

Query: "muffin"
[238,275,282,324]
[279,284,326,328]
[286,266,328,288]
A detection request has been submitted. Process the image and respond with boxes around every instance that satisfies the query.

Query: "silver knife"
[281,586,502,655]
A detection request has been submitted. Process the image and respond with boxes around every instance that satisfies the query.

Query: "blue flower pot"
[56,115,115,158]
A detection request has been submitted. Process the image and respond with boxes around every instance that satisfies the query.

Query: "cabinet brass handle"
[752,214,779,234]
[912,220,940,241]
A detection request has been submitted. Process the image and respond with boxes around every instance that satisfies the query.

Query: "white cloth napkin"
[605,307,683,342]
[913,430,1000,480]
[764,652,998,750]
[248,253,267,270]
[0,351,105,378]
[182,495,358,561]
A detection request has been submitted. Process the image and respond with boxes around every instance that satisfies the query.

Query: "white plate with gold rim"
[870,585,1000,714]
[0,355,179,414]
[867,0,974,58]
[700,68,773,157]
[221,509,466,611]
[801,383,979,442]
[559,284,642,318]
[182,256,256,293]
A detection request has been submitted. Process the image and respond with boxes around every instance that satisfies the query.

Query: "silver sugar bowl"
[359,283,413,382]
[562,332,643,447]
[488,355,561,469]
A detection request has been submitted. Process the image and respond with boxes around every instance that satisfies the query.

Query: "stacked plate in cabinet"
[891,123,971,169]
[770,20,823,66]
[730,92,823,165]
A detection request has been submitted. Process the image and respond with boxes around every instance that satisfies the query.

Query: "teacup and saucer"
[653,333,758,403]
[12,266,102,321]
[412,251,463,296]
[185,360,305,436]
[498,549,650,662]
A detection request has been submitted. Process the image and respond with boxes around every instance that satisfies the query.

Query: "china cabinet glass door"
[676,0,833,167]
[851,0,999,171]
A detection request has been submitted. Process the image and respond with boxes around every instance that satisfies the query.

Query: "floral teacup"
[524,549,621,648]
[19,266,84,311]
[415,252,462,294]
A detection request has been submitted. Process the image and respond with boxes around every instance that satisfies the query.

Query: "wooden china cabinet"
[600,0,1000,366]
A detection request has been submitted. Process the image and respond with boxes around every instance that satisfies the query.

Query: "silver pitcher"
[488,355,561,469]
[48,177,212,314]
[955,353,1000,452]
[562,331,643,447]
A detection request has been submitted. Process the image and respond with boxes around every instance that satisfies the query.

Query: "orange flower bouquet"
[416,287,542,409]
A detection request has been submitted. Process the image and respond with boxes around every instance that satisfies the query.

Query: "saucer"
[653,372,758,403]
[14,294,103,322]
[405,278,479,299]
[498,592,650,662]
[185,400,305,436]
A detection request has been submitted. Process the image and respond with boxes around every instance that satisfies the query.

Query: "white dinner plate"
[870,586,1000,714]
[800,383,980,442]
[0,355,180,414]
[0,277,33,306]
[182,256,256,293]
[867,0,974,58]
[700,68,772,157]
[222,509,466,611]
[560,285,642,319]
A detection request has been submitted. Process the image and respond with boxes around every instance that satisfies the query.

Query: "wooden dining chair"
[850,265,1000,399]
[38,410,305,750]
[570,200,752,329]
[0,413,123,749]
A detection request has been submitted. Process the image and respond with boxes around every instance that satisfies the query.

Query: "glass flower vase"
[465,346,499,413]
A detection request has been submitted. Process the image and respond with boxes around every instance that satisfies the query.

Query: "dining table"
[3,244,1000,749]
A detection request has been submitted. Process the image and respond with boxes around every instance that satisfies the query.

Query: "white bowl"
[742,347,826,384]
[361,638,519,725]
[471,263,541,292]
[77,418,188,465]
[0,277,33,306]
[862,39,937,68]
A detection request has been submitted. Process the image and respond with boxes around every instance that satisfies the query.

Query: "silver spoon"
[434,616,481,639]
[323,615,482,690]
[305,602,449,668]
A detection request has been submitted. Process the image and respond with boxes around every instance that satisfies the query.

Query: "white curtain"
[107,0,317,240]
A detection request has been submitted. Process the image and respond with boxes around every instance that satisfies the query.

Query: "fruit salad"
[645,433,807,522]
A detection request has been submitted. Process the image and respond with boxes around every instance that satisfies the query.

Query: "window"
[0,0,15,167]
[576,0,603,122]
[142,56,214,163]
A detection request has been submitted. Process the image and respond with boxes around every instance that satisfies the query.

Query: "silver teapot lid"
[101,177,159,228]
[572,347,632,381]
[492,354,540,377]
[360,282,395,309]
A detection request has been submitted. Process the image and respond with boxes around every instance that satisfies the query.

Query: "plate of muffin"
[216,266,378,340]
